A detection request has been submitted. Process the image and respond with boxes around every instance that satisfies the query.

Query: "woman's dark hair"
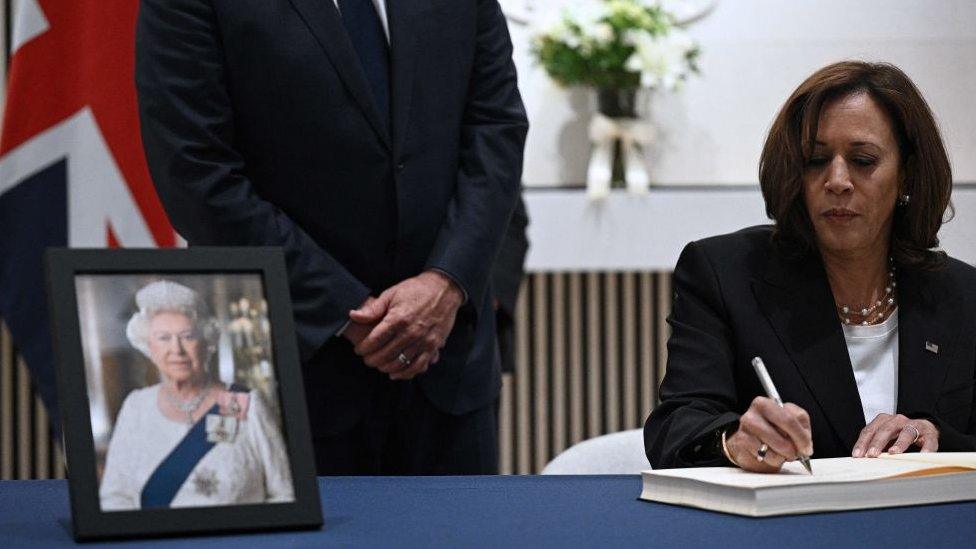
[759,61,953,270]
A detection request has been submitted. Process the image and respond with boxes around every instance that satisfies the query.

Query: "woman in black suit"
[644,61,976,472]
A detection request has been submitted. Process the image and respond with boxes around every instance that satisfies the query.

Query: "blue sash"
[140,403,220,509]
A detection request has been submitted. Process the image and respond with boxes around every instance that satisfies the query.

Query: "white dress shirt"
[843,309,899,425]
[332,0,390,43]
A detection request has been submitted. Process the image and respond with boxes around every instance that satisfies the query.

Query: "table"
[2,476,974,547]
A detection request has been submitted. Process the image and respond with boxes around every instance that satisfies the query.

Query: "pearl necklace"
[163,382,211,424]
[836,268,897,326]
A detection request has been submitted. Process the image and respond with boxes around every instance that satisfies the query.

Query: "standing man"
[492,195,529,376]
[135,0,528,474]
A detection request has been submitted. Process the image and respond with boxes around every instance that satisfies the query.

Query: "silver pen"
[750,357,813,474]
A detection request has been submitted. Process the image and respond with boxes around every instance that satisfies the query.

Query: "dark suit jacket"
[491,193,529,373]
[645,226,976,468]
[135,0,528,436]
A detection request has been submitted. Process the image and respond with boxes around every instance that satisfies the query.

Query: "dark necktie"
[338,0,391,134]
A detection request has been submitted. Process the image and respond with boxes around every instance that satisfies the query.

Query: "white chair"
[541,428,649,475]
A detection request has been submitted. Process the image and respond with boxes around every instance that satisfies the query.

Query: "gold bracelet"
[720,428,741,468]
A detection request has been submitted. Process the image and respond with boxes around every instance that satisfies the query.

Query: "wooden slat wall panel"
[0,322,65,480]
[498,365,514,475]
[585,273,601,439]
[514,287,531,474]
[622,274,638,430]
[531,274,549,473]
[603,274,620,434]
[550,274,567,458]
[1,272,673,478]
[497,271,673,474]
[2,322,14,479]
[568,273,584,447]
[33,397,49,478]
[639,273,656,422]
[16,357,30,479]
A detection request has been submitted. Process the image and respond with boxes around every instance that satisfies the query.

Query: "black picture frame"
[45,247,322,541]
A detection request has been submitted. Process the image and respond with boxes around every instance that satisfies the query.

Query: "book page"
[880,452,976,468]
[645,457,949,489]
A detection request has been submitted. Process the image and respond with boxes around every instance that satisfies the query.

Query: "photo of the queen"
[76,275,295,511]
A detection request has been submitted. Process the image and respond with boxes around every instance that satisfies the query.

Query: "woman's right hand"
[725,396,814,472]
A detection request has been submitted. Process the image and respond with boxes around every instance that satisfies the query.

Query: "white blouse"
[842,309,899,425]
[99,385,294,511]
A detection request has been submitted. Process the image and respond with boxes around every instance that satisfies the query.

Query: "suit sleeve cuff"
[678,413,742,467]
[426,268,469,305]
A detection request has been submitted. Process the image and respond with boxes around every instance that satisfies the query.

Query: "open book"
[639,452,976,516]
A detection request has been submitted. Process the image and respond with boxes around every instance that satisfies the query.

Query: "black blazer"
[491,193,529,373]
[645,226,976,468]
[135,0,528,436]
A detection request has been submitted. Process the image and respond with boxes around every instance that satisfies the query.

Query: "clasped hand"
[342,271,464,381]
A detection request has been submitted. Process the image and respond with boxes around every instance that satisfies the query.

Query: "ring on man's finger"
[397,352,411,369]
[905,423,920,445]
[756,443,769,462]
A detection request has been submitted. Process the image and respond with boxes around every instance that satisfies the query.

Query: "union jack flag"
[0,0,176,428]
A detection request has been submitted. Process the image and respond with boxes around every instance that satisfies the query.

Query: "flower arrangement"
[531,0,700,91]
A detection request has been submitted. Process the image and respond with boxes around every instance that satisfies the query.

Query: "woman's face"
[147,311,205,383]
[802,92,903,258]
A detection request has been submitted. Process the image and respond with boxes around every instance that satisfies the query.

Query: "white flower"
[530,0,700,90]
[541,18,582,49]
[544,20,571,43]
[572,1,608,29]
[608,0,646,20]
[591,22,615,44]
[625,28,696,90]
[621,29,644,48]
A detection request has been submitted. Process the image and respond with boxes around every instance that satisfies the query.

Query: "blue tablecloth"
[1,475,974,547]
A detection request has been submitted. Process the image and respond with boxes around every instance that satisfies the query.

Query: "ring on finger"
[905,423,920,445]
[397,352,411,369]
[756,443,769,462]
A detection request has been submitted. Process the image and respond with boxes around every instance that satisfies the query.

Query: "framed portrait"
[45,247,322,541]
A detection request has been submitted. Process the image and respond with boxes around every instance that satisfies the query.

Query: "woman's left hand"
[853,413,939,457]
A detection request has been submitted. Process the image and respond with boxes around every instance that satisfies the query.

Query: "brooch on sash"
[193,468,219,497]
[205,390,250,444]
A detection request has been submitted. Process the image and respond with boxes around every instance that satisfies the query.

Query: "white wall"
[524,186,976,271]
[505,0,976,186]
